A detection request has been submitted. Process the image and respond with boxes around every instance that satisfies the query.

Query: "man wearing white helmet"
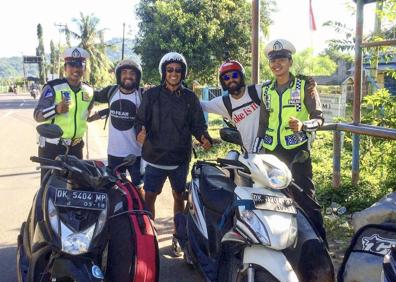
[255,39,327,244]
[89,59,144,196]
[135,52,212,256]
[34,47,93,179]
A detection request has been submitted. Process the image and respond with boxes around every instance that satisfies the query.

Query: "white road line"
[0,110,14,119]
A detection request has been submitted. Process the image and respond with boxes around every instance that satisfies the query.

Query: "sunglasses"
[166,67,183,74]
[222,71,239,81]
[66,61,85,68]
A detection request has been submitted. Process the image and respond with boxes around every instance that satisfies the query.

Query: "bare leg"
[144,191,158,219]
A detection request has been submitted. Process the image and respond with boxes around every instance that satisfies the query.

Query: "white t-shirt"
[107,89,142,157]
[200,85,261,152]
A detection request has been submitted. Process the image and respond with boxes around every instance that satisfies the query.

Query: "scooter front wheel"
[218,250,279,282]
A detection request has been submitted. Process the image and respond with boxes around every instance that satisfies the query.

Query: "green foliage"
[67,13,114,87]
[36,24,47,84]
[135,0,275,85]
[291,48,337,76]
[314,89,396,212]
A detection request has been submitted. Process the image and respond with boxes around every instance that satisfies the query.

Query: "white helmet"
[115,59,142,86]
[158,52,188,81]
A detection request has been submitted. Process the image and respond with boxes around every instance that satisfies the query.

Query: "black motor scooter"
[16,124,135,282]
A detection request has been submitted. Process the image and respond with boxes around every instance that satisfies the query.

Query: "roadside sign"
[319,93,347,121]
[23,56,42,64]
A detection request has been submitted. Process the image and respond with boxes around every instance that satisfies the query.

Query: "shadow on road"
[155,216,202,282]
[0,244,17,282]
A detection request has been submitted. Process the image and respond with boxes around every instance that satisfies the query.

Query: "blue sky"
[0,0,375,58]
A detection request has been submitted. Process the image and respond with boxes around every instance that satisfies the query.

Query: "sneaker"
[171,235,182,257]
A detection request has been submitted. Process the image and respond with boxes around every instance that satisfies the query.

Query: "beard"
[120,80,138,91]
[226,81,243,95]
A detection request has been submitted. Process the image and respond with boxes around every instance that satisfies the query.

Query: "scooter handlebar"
[30,156,63,168]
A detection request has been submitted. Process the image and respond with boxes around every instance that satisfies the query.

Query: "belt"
[44,137,83,147]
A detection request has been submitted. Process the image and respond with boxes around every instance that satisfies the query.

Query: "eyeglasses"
[166,67,183,74]
[222,71,239,81]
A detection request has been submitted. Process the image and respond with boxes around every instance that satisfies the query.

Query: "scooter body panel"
[243,245,299,282]
[235,186,298,250]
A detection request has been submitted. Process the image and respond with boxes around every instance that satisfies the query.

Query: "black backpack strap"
[103,85,119,130]
[222,94,233,118]
[247,84,261,106]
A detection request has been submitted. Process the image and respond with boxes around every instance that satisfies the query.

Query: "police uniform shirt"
[257,74,324,139]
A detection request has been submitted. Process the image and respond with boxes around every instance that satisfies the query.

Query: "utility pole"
[252,0,260,84]
[121,23,125,60]
[54,23,66,78]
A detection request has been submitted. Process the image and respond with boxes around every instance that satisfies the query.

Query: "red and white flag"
[309,0,317,31]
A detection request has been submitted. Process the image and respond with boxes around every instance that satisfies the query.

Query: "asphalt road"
[0,92,201,282]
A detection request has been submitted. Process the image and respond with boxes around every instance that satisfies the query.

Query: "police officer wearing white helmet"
[89,59,144,190]
[135,52,212,256]
[34,47,93,179]
[254,39,327,245]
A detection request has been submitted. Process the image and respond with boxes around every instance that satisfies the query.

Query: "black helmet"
[115,59,142,86]
[158,52,188,81]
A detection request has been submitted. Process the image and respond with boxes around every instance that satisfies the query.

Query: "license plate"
[252,193,296,214]
[54,189,107,210]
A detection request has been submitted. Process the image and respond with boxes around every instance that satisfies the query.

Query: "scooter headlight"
[61,223,95,255]
[238,209,270,245]
[267,168,289,190]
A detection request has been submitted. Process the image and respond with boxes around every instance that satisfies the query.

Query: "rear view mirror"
[36,124,63,139]
[220,127,243,147]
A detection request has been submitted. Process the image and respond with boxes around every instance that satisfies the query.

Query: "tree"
[49,40,58,79]
[65,13,113,87]
[36,24,47,83]
[292,48,337,76]
[135,0,275,85]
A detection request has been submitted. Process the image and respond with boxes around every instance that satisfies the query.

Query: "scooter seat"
[199,165,236,214]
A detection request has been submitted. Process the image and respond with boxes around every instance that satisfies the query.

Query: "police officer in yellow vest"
[34,47,93,178]
[254,39,327,244]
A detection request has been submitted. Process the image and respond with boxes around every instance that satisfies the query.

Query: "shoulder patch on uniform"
[262,80,272,86]
[44,88,53,98]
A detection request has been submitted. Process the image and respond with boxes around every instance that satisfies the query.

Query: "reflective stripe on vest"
[261,78,309,150]
[46,82,93,139]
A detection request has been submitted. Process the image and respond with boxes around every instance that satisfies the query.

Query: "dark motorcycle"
[16,124,147,282]
[176,127,334,282]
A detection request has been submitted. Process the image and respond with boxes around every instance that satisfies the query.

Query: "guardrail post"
[202,87,209,123]
[332,130,342,189]
[352,133,360,185]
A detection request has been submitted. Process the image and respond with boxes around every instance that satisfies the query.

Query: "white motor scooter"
[178,127,334,281]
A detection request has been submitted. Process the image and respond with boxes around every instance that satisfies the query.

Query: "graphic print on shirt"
[110,99,137,131]
[232,102,260,124]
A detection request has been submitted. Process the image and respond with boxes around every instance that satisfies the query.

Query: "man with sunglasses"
[255,39,328,246]
[135,52,212,257]
[34,47,93,179]
[201,60,262,152]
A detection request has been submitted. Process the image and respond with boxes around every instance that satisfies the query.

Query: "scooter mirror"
[220,127,243,146]
[36,124,63,139]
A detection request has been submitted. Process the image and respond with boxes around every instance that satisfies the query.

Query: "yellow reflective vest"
[47,82,93,139]
[261,77,309,151]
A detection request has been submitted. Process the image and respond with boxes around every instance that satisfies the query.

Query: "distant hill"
[0,38,140,80]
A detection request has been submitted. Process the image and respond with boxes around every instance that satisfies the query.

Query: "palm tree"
[65,13,113,87]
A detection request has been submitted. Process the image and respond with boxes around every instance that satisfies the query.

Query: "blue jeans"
[108,155,143,187]
[144,163,188,194]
